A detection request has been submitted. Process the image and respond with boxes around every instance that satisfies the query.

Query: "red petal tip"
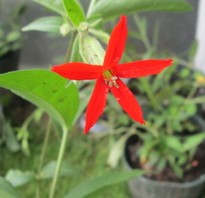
[51,67,55,72]
[167,59,174,65]
[83,128,89,135]
[120,15,127,21]
[140,119,146,125]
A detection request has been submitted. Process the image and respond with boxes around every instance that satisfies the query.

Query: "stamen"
[103,70,119,88]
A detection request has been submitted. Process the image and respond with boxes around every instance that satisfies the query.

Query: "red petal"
[51,62,103,80]
[84,78,109,134]
[103,16,127,69]
[110,79,145,124]
[114,59,173,78]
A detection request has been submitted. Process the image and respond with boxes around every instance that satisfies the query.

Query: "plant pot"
[125,169,205,198]
[0,50,21,106]
[124,116,205,198]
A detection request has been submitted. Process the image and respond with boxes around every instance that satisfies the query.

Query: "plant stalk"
[35,117,52,198]
[49,125,69,198]
[38,117,52,171]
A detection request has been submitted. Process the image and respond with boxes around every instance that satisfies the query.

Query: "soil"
[125,135,205,183]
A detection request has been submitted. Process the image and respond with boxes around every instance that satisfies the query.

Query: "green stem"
[49,126,69,198]
[38,117,52,171]
[186,96,205,104]
[35,117,52,198]
[133,15,152,51]
[64,32,74,62]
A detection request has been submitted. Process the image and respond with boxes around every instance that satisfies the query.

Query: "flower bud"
[60,23,71,37]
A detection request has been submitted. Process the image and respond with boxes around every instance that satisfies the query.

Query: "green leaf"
[6,32,21,43]
[5,170,35,187]
[107,134,129,168]
[62,0,85,27]
[165,136,183,153]
[0,70,79,129]
[89,0,192,19]
[39,161,81,179]
[79,34,105,64]
[0,177,21,198]
[32,0,65,16]
[89,28,109,44]
[64,170,144,198]
[183,133,205,151]
[22,16,64,33]
[4,121,20,152]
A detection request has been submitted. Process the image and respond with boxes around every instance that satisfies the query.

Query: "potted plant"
[0,1,25,73]
[122,64,205,198]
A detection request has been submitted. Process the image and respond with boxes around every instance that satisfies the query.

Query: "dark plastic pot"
[0,50,20,99]
[0,50,20,74]
[124,117,205,198]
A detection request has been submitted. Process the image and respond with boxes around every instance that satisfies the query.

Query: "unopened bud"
[60,23,71,37]
[79,22,88,32]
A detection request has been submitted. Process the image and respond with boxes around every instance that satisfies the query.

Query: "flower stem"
[64,32,74,62]
[38,117,52,170]
[49,126,69,198]
[35,117,52,198]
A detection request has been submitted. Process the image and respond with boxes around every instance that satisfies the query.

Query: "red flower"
[52,16,173,134]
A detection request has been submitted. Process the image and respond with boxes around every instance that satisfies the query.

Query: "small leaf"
[5,170,35,187]
[0,70,79,129]
[22,16,64,33]
[0,177,21,198]
[79,34,105,64]
[39,161,81,179]
[6,32,21,43]
[64,170,144,198]
[89,0,192,19]
[183,133,205,151]
[165,136,184,153]
[4,121,20,152]
[107,134,129,168]
[62,0,85,27]
[89,29,109,44]
[188,40,198,60]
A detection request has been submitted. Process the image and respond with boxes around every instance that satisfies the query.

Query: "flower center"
[103,70,119,88]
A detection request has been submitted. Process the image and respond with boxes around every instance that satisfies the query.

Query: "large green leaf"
[89,0,192,19]
[0,177,21,198]
[64,170,144,198]
[0,70,79,129]
[32,0,65,16]
[62,0,85,27]
[22,16,64,33]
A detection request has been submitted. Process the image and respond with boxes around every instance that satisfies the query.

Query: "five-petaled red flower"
[52,16,173,134]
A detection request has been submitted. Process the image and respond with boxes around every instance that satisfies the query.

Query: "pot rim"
[124,155,205,188]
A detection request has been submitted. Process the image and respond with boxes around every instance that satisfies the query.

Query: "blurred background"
[1,0,202,69]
